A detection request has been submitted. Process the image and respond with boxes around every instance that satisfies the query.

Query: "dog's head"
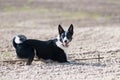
[57,24,74,47]
[14,35,27,44]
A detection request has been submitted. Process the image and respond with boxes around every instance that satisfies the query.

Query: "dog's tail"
[12,34,27,48]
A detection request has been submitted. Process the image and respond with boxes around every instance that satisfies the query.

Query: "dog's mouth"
[62,42,69,47]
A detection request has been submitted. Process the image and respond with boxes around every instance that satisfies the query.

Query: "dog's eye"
[61,33,65,38]
[67,35,71,39]
[67,33,72,39]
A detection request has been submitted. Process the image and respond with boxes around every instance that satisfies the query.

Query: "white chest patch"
[56,36,63,48]
[56,40,68,56]
[56,40,63,48]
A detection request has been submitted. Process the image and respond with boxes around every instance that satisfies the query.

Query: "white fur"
[63,36,68,42]
[65,31,67,36]
[14,36,22,44]
[56,35,68,49]
[56,36,62,48]
[56,35,69,59]
[63,31,69,43]
[56,36,68,55]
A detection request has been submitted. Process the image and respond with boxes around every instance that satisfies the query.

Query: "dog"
[13,24,74,64]
[12,35,35,65]
[24,24,74,63]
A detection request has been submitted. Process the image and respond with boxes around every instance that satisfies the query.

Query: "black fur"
[13,35,35,65]
[24,39,68,62]
[59,24,73,42]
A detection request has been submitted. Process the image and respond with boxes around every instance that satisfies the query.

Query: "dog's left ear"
[68,24,74,35]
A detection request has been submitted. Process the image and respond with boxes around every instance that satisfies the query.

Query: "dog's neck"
[55,35,68,59]
[55,35,66,49]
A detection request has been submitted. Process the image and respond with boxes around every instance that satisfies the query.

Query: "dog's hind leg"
[26,57,34,65]
[26,52,35,65]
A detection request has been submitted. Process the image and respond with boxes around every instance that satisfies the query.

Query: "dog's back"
[24,39,68,62]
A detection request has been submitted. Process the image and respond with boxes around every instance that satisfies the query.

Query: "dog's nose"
[64,40,67,43]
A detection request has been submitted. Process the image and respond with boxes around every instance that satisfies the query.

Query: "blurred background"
[0,0,120,28]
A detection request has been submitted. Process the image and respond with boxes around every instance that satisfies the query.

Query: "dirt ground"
[0,0,120,80]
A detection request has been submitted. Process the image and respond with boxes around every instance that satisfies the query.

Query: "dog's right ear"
[58,24,64,35]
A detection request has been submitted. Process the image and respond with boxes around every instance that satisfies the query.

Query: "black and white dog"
[13,35,35,65]
[13,24,74,65]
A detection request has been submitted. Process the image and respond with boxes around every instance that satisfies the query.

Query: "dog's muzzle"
[62,41,70,47]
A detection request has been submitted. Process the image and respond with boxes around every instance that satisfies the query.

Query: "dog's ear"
[58,24,64,35]
[68,24,74,35]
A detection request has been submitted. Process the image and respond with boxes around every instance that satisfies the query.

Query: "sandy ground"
[0,0,120,80]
